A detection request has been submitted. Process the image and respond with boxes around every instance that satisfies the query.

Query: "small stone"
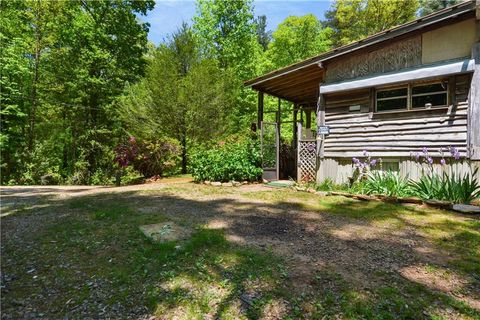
[211,182,222,186]
[242,181,249,185]
[232,181,241,187]
[222,182,233,187]
[452,204,480,214]
[262,179,269,184]
[306,188,316,193]
[204,181,211,185]
[424,199,452,210]
[314,191,328,196]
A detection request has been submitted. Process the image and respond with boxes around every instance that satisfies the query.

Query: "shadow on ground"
[1,184,479,319]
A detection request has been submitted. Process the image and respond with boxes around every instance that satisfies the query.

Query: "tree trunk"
[28,1,42,151]
[181,135,187,174]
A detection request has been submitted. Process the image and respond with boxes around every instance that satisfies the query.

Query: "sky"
[139,0,332,45]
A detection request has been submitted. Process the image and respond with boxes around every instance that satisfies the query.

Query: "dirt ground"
[1,181,479,319]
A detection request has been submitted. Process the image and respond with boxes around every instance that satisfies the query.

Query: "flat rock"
[139,222,191,243]
[222,182,233,187]
[211,182,222,186]
[424,199,452,210]
[452,204,480,214]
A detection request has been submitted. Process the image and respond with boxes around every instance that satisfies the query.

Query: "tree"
[325,0,419,47]
[255,15,271,51]
[419,0,462,16]
[266,14,332,70]
[118,25,238,173]
[193,0,260,79]
[193,0,263,131]
[0,0,155,184]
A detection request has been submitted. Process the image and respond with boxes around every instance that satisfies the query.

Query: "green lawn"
[1,183,479,319]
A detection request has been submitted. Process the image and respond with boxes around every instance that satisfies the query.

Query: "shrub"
[189,135,262,182]
[410,169,480,204]
[409,147,480,204]
[362,171,413,198]
[114,136,181,180]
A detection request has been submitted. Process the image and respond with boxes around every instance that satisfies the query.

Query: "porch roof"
[244,0,476,104]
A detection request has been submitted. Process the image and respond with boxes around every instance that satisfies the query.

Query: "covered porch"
[245,62,324,181]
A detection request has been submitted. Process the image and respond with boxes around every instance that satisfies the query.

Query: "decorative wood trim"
[325,36,422,83]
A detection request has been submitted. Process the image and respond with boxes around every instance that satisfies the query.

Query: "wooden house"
[245,0,480,183]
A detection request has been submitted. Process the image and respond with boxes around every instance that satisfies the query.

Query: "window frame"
[375,86,409,113]
[374,80,449,113]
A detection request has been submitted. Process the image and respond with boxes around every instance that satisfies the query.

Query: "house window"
[411,82,447,109]
[375,81,448,112]
[376,87,408,112]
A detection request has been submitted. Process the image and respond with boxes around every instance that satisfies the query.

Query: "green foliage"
[118,24,239,173]
[265,14,332,70]
[325,0,419,47]
[1,0,155,185]
[193,0,260,79]
[303,178,348,192]
[410,169,480,204]
[189,135,262,182]
[120,166,144,186]
[361,171,414,198]
[419,0,461,16]
[134,139,181,178]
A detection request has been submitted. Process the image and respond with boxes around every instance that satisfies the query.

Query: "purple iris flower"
[422,147,428,155]
[427,157,433,165]
[440,158,446,165]
[370,159,377,167]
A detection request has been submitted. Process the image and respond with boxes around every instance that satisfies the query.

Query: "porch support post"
[468,2,480,159]
[293,104,298,148]
[257,91,264,130]
[276,98,281,138]
[305,109,312,129]
[317,93,326,159]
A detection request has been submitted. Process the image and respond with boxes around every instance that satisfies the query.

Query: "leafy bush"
[114,136,181,180]
[361,171,413,197]
[410,169,480,204]
[189,135,262,182]
[120,166,144,185]
[409,147,480,204]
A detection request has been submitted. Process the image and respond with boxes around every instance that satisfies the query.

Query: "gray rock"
[222,182,233,187]
[211,181,222,186]
[452,204,480,214]
[232,181,241,187]
[204,180,211,185]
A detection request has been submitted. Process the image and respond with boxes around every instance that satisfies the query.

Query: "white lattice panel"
[298,141,316,182]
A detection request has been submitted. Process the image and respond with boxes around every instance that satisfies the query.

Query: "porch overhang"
[245,63,324,105]
[320,59,475,94]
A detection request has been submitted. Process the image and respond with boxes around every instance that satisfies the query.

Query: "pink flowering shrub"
[114,136,180,180]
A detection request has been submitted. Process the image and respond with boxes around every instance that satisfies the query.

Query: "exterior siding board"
[317,73,473,183]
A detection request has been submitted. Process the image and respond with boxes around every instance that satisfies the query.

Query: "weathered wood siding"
[322,74,470,158]
[317,157,480,184]
[316,74,475,183]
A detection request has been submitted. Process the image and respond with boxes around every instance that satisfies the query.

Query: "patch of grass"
[3,185,480,319]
